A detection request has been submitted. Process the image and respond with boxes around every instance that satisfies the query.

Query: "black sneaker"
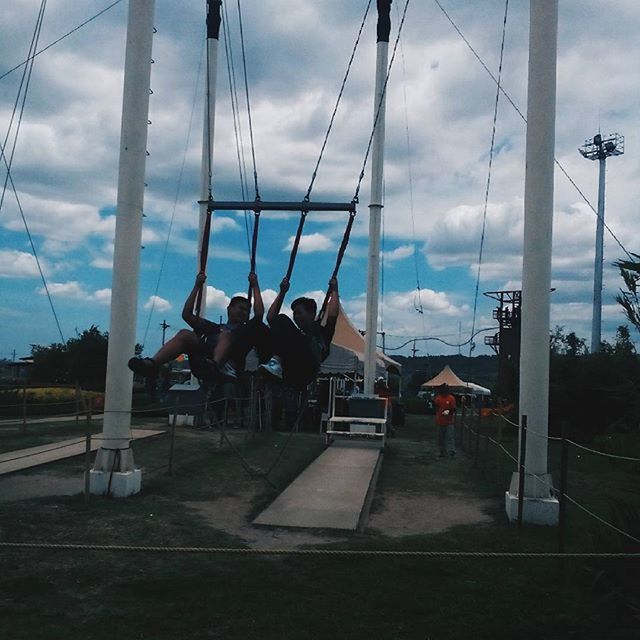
[128,357,158,379]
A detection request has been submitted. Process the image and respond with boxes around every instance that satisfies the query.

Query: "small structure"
[421,365,491,396]
[321,306,401,377]
[166,383,207,427]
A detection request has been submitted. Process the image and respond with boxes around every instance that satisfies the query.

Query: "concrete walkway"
[0,428,165,476]
[254,441,383,531]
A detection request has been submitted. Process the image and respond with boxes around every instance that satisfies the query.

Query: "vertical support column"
[591,157,606,354]
[505,0,559,524]
[364,1,391,395]
[91,0,156,497]
[197,0,221,313]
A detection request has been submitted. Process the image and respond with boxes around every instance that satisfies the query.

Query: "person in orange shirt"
[434,383,457,458]
[374,377,395,437]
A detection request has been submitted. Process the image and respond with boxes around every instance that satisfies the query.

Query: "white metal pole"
[197,0,221,313]
[93,0,155,486]
[364,2,391,396]
[515,0,559,511]
[591,157,606,354]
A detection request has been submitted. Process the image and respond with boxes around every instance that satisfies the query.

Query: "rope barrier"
[566,439,640,463]
[4,399,639,546]
[556,492,640,546]
[0,541,638,558]
[456,419,640,546]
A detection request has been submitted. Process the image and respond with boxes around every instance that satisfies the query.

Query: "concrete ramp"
[254,441,382,531]
[0,429,165,476]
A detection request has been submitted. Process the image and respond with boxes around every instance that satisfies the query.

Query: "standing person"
[434,383,457,458]
[128,271,269,381]
[374,376,395,436]
[259,276,339,425]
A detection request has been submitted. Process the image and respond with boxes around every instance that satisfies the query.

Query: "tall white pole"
[197,0,221,312]
[506,0,559,524]
[91,0,155,496]
[591,157,606,354]
[364,1,391,395]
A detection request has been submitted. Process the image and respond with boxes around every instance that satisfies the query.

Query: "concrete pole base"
[89,468,141,497]
[89,446,141,497]
[505,490,559,525]
[505,471,559,525]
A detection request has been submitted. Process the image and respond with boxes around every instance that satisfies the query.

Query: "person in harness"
[128,270,270,382]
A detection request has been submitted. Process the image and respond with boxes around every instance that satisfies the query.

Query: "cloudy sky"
[1,0,638,361]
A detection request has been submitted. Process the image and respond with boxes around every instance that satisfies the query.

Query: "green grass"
[0,414,638,639]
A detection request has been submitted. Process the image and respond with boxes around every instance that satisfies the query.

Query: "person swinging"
[128,270,270,382]
[260,275,340,391]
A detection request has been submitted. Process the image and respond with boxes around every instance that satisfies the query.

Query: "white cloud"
[92,289,112,306]
[41,281,86,299]
[286,233,334,254]
[37,281,111,305]
[144,295,171,312]
[383,245,414,262]
[204,286,230,313]
[0,250,42,278]
[2,1,640,358]
[212,217,241,233]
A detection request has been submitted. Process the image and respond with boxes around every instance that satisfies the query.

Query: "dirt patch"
[185,485,495,548]
[185,492,349,550]
[0,472,83,503]
[367,491,494,537]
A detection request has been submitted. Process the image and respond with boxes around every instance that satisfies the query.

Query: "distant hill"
[392,354,499,396]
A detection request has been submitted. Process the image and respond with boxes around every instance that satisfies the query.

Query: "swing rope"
[198,0,388,311]
[468,0,509,358]
[353,0,411,204]
[303,0,373,202]
[194,203,213,318]
[318,210,356,321]
[246,209,260,301]
[284,212,308,281]
[221,1,253,257]
[235,0,260,202]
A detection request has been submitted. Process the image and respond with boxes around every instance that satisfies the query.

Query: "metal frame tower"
[579,132,624,353]
[484,290,521,401]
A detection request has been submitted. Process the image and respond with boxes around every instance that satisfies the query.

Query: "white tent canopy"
[320,305,401,376]
[421,365,491,396]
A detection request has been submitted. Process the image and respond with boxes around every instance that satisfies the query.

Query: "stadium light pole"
[579,133,624,353]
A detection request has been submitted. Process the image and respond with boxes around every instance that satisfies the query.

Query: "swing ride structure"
[90,0,394,507]
[90,0,560,527]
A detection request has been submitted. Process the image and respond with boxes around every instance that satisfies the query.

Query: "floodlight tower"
[579,132,624,353]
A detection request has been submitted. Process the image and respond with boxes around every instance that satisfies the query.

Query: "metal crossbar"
[201,200,356,213]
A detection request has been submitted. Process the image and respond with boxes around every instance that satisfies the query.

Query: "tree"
[601,325,636,357]
[549,324,640,439]
[29,326,110,390]
[615,253,640,333]
[550,326,587,356]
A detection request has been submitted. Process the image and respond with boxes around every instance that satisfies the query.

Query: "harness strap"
[284,211,307,281]
[194,200,214,317]
[247,210,261,301]
[318,209,356,321]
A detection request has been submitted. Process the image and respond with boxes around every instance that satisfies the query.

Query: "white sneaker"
[217,361,238,380]
[259,357,283,379]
